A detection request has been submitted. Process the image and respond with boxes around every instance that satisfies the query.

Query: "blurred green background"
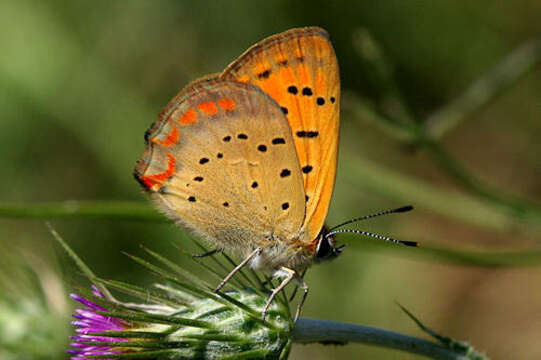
[1,1,540,359]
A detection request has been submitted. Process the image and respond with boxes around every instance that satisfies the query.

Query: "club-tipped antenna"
[329,205,414,231]
[325,228,419,247]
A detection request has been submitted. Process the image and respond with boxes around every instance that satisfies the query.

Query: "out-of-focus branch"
[425,38,541,138]
[352,28,417,126]
[349,32,541,221]
[339,153,541,232]
[3,199,541,267]
[0,200,164,222]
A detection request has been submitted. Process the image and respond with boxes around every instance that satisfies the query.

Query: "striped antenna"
[329,205,413,231]
[325,228,419,247]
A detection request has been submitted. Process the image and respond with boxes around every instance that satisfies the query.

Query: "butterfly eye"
[315,236,334,260]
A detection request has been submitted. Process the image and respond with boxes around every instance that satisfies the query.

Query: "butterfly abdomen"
[248,239,315,273]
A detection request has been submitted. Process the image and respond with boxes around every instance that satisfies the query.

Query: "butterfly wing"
[134,79,306,253]
[220,27,340,243]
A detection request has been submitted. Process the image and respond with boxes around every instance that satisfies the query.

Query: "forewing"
[220,27,340,243]
[134,79,305,250]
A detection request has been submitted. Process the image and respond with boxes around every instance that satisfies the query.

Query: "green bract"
[68,248,293,360]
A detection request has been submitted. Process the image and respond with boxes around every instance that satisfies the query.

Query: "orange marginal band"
[152,125,179,147]
[140,153,176,189]
[178,108,198,125]
[198,101,218,115]
[218,98,236,111]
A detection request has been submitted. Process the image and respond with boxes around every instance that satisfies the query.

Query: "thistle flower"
[67,249,293,360]
[68,286,129,359]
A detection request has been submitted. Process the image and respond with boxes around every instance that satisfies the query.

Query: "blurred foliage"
[0,1,540,359]
[0,242,69,359]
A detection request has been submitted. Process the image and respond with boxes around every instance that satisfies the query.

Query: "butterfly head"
[314,226,345,263]
[313,206,418,263]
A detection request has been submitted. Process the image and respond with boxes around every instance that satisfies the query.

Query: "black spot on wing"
[296,131,319,138]
[302,165,313,174]
[287,86,298,95]
[257,69,271,79]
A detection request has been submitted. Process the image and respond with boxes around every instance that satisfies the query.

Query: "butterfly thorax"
[247,225,342,273]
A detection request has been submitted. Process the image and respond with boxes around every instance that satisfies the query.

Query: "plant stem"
[352,28,418,126]
[293,318,471,360]
[0,200,164,222]
[349,31,541,222]
[416,134,541,220]
[345,93,541,222]
[2,199,540,267]
[425,37,541,139]
[340,154,541,232]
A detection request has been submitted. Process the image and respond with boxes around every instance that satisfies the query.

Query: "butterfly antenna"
[325,228,419,247]
[329,205,414,231]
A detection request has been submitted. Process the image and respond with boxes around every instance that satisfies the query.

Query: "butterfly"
[134,27,416,321]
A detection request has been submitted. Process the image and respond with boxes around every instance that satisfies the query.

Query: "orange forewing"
[220,27,340,244]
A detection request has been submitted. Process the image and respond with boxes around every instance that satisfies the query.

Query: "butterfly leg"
[192,248,220,258]
[262,267,296,321]
[289,268,307,301]
[214,247,262,293]
[293,276,309,322]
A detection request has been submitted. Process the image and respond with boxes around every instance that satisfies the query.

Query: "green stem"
[3,200,540,267]
[345,93,541,222]
[340,155,541,231]
[349,31,541,223]
[425,37,541,139]
[0,200,164,221]
[416,134,541,220]
[342,92,413,141]
[293,318,476,360]
[352,28,418,126]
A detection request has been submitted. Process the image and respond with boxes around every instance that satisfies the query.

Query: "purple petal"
[91,285,104,298]
[68,287,129,358]
[70,293,108,312]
